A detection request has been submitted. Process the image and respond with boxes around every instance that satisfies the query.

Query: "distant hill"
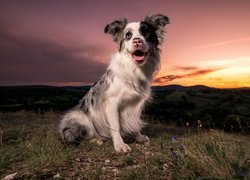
[0,85,91,90]
[1,84,249,92]
[0,84,249,133]
[152,84,213,91]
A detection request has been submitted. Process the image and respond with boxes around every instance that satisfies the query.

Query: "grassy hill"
[0,111,249,179]
[146,86,250,133]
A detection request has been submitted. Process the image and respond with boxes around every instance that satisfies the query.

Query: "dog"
[59,14,169,153]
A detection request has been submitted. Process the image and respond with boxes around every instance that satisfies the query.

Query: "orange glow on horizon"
[154,56,250,88]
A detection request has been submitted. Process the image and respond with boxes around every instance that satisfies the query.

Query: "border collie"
[59,14,169,153]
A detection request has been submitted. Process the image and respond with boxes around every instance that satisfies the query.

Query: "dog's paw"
[114,143,131,153]
[136,134,150,143]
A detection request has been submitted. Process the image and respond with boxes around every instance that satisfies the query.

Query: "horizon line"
[0,83,249,90]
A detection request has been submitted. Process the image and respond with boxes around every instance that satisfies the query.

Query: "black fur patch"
[118,38,125,52]
[62,123,87,145]
[79,97,89,114]
[144,14,169,29]
[104,19,128,43]
[139,22,159,45]
[144,14,169,45]
[139,78,148,89]
[77,70,114,110]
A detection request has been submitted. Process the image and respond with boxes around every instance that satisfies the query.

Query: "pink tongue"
[133,55,144,62]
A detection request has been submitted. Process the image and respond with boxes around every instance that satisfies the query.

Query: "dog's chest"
[119,79,150,105]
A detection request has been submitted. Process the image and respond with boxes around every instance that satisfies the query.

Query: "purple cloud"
[174,66,198,71]
[0,22,109,85]
[154,69,218,84]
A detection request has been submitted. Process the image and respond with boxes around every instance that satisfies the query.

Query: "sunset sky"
[0,0,250,88]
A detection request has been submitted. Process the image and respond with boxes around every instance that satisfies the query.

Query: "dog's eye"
[145,31,150,37]
[125,31,132,40]
[142,29,151,37]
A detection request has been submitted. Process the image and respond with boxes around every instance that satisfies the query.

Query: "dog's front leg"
[105,98,131,153]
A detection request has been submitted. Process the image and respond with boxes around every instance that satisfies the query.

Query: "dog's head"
[105,14,169,66]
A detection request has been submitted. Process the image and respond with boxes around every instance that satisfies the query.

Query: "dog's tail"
[59,109,91,145]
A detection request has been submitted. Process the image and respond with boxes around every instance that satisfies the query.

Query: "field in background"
[0,111,249,179]
[0,85,250,133]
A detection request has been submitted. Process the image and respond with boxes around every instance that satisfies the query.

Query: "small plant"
[121,167,146,180]
[169,136,187,161]
[121,155,133,166]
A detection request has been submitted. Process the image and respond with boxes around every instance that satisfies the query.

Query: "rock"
[163,163,169,171]
[144,141,150,147]
[53,172,60,178]
[132,164,141,168]
[105,159,110,165]
[112,168,119,176]
[3,172,18,180]
[101,167,107,172]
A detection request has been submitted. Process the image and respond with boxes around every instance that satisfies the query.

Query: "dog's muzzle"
[132,38,147,63]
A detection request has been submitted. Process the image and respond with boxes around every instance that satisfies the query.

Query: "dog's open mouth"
[132,50,146,62]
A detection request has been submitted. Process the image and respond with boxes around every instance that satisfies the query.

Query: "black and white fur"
[59,14,169,153]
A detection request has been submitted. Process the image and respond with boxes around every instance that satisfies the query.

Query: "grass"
[0,111,249,179]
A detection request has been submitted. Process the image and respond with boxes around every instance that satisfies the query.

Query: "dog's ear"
[144,14,169,45]
[104,18,128,42]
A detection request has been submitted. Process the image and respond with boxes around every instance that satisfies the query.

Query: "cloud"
[194,37,250,49]
[174,66,198,71]
[0,22,108,85]
[154,69,218,84]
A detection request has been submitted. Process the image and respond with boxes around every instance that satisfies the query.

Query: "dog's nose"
[133,38,143,48]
